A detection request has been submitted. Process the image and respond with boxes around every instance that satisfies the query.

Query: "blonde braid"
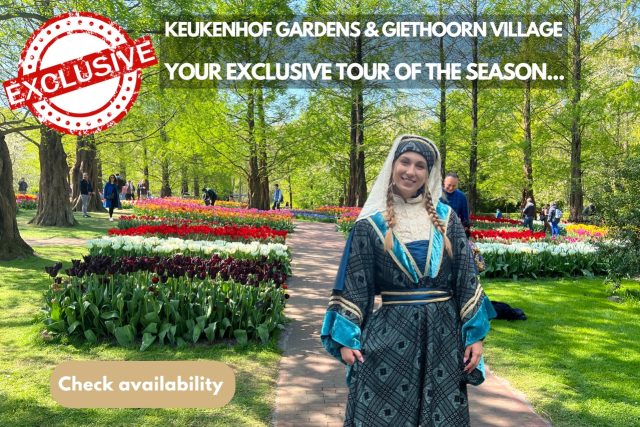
[384,180,396,251]
[423,186,453,257]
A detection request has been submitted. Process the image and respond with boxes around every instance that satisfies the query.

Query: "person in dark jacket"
[522,197,536,233]
[17,177,28,194]
[79,172,94,218]
[441,172,470,236]
[104,174,121,222]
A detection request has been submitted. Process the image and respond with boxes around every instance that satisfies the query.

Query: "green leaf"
[140,332,157,351]
[204,323,217,342]
[233,329,248,346]
[158,322,171,341]
[67,320,81,334]
[143,322,158,334]
[257,323,269,344]
[105,320,116,334]
[144,311,160,324]
[192,325,202,343]
[100,311,119,320]
[196,315,208,330]
[84,329,97,343]
[50,303,61,322]
[114,325,135,347]
[46,320,65,333]
[84,301,99,317]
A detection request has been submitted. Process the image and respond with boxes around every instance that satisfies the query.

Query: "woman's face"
[392,151,428,199]
[109,175,115,183]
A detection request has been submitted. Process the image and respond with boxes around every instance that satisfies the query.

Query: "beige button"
[51,361,235,408]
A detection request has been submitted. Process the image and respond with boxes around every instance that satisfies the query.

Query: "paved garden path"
[273,221,550,427]
[24,237,87,246]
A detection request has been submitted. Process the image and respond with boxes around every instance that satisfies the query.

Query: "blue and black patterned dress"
[321,200,496,427]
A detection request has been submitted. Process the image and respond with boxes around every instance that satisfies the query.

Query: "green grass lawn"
[484,278,640,427]
[0,244,281,426]
[16,208,133,241]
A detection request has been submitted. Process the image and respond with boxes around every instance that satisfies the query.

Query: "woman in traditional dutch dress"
[321,135,496,426]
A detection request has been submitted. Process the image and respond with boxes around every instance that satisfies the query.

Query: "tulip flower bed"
[60,254,289,286]
[88,236,291,273]
[565,223,608,240]
[16,193,37,209]
[315,206,362,217]
[476,241,608,278]
[43,268,288,350]
[337,211,359,235]
[471,229,547,241]
[133,198,294,231]
[215,200,248,209]
[470,214,521,225]
[108,223,287,243]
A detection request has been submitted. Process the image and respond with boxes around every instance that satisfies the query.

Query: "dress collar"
[392,193,424,205]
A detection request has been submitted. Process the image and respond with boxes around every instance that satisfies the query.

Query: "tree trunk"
[521,79,535,205]
[193,174,200,198]
[71,135,106,212]
[569,0,583,221]
[160,154,171,197]
[180,165,189,196]
[468,0,479,215]
[348,35,366,207]
[96,158,104,194]
[0,133,33,259]
[287,174,293,208]
[247,88,262,209]
[438,0,447,178]
[142,142,150,193]
[257,85,270,210]
[29,127,76,226]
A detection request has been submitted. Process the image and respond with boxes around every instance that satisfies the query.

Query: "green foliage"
[43,273,287,350]
[0,248,279,427]
[479,245,608,279]
[593,152,640,284]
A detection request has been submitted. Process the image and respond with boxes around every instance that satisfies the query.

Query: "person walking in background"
[548,202,562,238]
[522,197,536,234]
[495,209,503,219]
[17,177,28,194]
[272,184,283,210]
[79,172,94,218]
[115,173,125,200]
[124,180,135,201]
[540,204,551,234]
[441,172,470,236]
[208,187,218,206]
[104,174,121,222]
[137,180,147,199]
[202,187,218,206]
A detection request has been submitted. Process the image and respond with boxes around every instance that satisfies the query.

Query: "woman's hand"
[340,346,364,366]
[463,341,483,373]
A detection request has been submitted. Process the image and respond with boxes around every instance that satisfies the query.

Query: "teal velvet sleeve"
[461,295,497,385]
[320,311,362,364]
[462,295,497,347]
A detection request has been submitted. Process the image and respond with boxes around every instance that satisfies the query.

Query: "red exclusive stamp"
[2,11,158,135]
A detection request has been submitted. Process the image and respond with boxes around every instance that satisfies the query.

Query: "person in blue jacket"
[441,172,470,236]
[103,174,121,222]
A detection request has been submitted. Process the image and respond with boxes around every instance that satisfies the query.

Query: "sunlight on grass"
[484,278,640,427]
[16,209,133,241]
[0,245,280,427]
